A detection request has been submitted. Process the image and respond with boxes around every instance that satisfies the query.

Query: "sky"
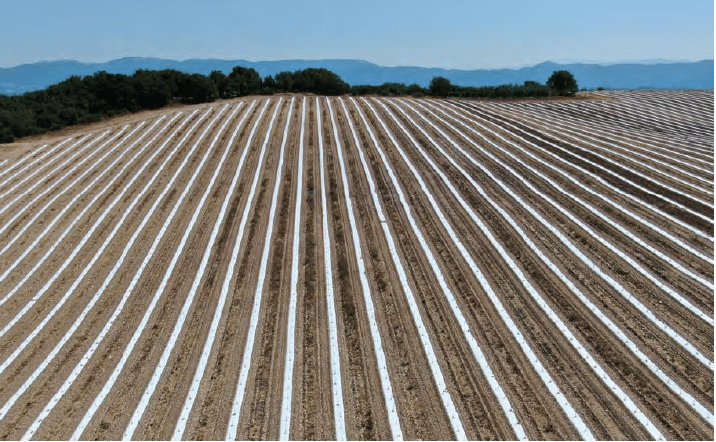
[1,0,713,69]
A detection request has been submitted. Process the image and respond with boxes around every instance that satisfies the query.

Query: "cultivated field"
[0,90,712,440]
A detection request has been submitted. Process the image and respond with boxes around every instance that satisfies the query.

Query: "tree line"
[425,70,578,98]
[0,67,577,143]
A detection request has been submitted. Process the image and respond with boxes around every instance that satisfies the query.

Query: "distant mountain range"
[0,58,712,95]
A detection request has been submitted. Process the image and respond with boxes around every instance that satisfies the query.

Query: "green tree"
[133,70,172,108]
[546,70,578,96]
[291,68,350,95]
[209,70,228,97]
[274,71,293,92]
[262,74,277,93]
[429,76,452,96]
[178,73,218,103]
[228,66,262,96]
[406,83,427,96]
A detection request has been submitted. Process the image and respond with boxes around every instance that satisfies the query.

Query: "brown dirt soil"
[0,92,712,441]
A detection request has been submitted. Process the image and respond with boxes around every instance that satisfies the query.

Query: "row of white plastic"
[171,99,267,440]
[0,115,174,340]
[456,104,715,281]
[64,104,230,440]
[529,96,714,154]
[465,103,714,263]
[1,144,47,182]
[422,100,713,309]
[594,92,714,135]
[2,94,711,440]
[513,100,714,164]
[0,139,70,194]
[445,102,713,246]
[391,98,713,424]
[338,98,469,439]
[586,94,713,140]
[456,102,714,224]
[122,102,249,440]
[0,106,215,435]
[547,96,714,151]
[434,102,713,342]
[343,98,528,439]
[574,93,714,142]
[52,98,339,441]
[368,97,664,439]
[490,102,713,186]
[0,112,192,367]
[0,132,102,219]
[278,98,307,440]
[225,98,287,440]
[600,91,712,118]
[494,106,712,206]
[0,122,150,286]
[316,98,347,440]
[325,99,405,440]
[31,104,248,441]
[602,90,713,111]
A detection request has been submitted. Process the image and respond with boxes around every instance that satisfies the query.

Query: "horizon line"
[2,57,713,71]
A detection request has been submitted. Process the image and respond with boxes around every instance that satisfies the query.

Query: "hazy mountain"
[0,57,712,95]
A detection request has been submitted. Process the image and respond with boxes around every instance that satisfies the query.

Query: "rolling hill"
[0,58,713,95]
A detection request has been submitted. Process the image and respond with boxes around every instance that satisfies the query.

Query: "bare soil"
[0,91,712,440]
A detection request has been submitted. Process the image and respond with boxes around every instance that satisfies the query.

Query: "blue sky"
[1,0,713,69]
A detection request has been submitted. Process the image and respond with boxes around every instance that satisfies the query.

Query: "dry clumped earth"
[0,90,712,440]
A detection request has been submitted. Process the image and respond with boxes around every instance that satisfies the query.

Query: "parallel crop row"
[0,91,711,440]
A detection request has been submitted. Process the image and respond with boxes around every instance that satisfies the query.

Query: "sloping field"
[0,91,712,440]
